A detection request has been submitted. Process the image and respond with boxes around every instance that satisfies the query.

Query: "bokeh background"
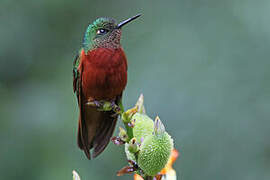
[1,0,270,179]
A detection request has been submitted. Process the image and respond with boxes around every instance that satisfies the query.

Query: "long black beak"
[117,14,141,29]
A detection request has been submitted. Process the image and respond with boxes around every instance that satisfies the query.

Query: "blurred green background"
[1,0,270,179]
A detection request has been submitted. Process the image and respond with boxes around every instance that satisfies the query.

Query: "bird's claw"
[86,100,104,109]
[94,100,102,107]
[86,100,105,109]
[86,100,121,114]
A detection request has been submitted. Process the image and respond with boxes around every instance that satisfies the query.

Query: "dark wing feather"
[73,53,80,94]
[73,51,91,159]
[92,106,120,157]
[92,95,122,158]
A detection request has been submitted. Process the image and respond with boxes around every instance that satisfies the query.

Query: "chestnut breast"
[80,48,128,100]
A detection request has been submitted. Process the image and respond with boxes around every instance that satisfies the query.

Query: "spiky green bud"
[137,117,173,176]
[132,113,154,144]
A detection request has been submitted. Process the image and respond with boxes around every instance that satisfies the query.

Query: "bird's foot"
[94,100,102,107]
[97,101,114,111]
[86,100,109,111]
[86,99,122,114]
[86,100,102,107]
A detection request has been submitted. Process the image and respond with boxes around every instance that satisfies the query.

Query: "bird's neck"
[84,44,122,56]
[94,40,121,49]
[83,30,122,52]
[83,43,121,54]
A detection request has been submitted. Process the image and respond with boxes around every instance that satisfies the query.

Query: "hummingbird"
[73,14,141,159]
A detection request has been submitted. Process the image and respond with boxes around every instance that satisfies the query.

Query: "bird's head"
[83,14,141,53]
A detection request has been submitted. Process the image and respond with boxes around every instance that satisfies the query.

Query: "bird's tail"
[77,106,118,159]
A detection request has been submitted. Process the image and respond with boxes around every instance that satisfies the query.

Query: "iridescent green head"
[83,14,141,52]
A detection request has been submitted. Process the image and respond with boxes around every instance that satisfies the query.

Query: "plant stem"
[124,123,133,141]
[145,176,154,180]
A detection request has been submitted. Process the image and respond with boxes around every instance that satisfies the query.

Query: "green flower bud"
[138,117,173,176]
[132,113,154,144]
[119,127,128,142]
[121,106,138,123]
[121,94,146,123]
[128,138,139,153]
[125,143,136,161]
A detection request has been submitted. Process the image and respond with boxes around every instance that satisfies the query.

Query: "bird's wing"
[73,50,91,159]
[73,51,81,95]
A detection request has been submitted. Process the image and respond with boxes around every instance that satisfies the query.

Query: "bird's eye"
[97,29,108,35]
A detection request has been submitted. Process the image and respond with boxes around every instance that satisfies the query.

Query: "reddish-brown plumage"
[79,48,127,100]
[74,47,128,159]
